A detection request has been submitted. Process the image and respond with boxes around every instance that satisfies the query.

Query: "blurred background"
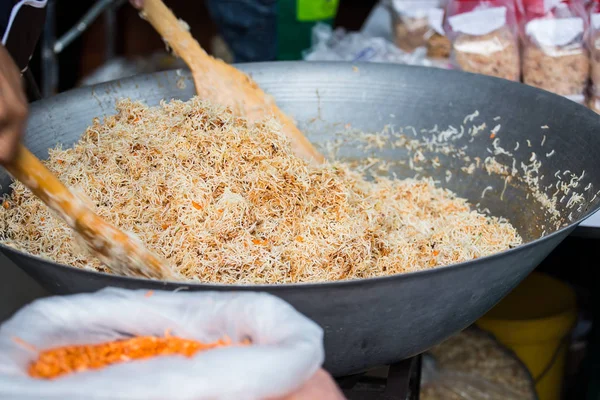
[29,0,377,95]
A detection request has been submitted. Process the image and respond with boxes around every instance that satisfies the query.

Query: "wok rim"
[2,62,598,290]
[0,221,580,290]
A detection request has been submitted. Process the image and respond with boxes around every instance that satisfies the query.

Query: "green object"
[297,0,340,21]
[276,0,339,61]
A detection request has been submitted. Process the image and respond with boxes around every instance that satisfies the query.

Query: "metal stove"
[336,356,422,400]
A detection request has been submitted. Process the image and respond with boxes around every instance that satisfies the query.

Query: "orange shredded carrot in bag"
[12,337,37,352]
[28,335,242,380]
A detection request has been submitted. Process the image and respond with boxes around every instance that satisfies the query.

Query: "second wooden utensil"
[2,145,175,280]
[138,0,325,164]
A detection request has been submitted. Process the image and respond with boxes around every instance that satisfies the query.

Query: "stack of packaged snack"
[385,0,600,113]
[521,0,590,104]
[445,0,521,81]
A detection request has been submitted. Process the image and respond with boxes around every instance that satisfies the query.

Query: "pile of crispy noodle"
[0,98,522,283]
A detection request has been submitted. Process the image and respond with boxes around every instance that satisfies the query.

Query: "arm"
[0,1,47,162]
[0,43,27,163]
[278,369,346,400]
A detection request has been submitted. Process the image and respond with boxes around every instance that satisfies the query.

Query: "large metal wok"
[2,62,600,376]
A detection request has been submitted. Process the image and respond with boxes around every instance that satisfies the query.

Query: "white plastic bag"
[0,288,324,400]
[303,22,448,67]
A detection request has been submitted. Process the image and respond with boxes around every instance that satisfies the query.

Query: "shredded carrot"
[252,238,268,246]
[490,133,496,139]
[12,337,37,352]
[433,250,440,256]
[191,201,202,210]
[2,201,9,210]
[144,290,154,297]
[28,335,242,380]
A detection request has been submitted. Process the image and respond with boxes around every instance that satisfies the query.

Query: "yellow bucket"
[477,272,577,400]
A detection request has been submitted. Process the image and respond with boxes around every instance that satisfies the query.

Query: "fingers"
[0,123,22,163]
[0,94,27,164]
[278,369,346,400]
[0,46,27,164]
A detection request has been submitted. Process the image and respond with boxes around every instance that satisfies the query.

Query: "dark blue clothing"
[205,0,277,63]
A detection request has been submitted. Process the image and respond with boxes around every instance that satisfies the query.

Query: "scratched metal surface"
[2,62,599,375]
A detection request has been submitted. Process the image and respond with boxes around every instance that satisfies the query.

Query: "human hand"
[274,369,346,400]
[0,45,27,164]
[129,0,143,9]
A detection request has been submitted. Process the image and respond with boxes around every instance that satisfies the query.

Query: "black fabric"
[205,0,277,63]
[3,2,46,72]
[0,0,16,35]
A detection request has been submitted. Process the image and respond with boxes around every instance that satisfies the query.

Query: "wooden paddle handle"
[3,145,174,280]
[140,0,325,164]
[140,0,207,68]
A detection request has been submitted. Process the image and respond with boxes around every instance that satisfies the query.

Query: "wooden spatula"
[2,145,175,280]
[138,0,325,164]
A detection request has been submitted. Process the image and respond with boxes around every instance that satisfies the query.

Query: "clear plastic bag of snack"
[420,328,538,400]
[522,0,589,103]
[445,0,521,81]
[385,0,452,58]
[588,0,600,99]
[515,0,526,22]
[0,288,325,400]
[425,1,453,59]
[427,30,453,60]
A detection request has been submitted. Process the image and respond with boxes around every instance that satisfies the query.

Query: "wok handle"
[140,0,325,164]
[2,145,174,280]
